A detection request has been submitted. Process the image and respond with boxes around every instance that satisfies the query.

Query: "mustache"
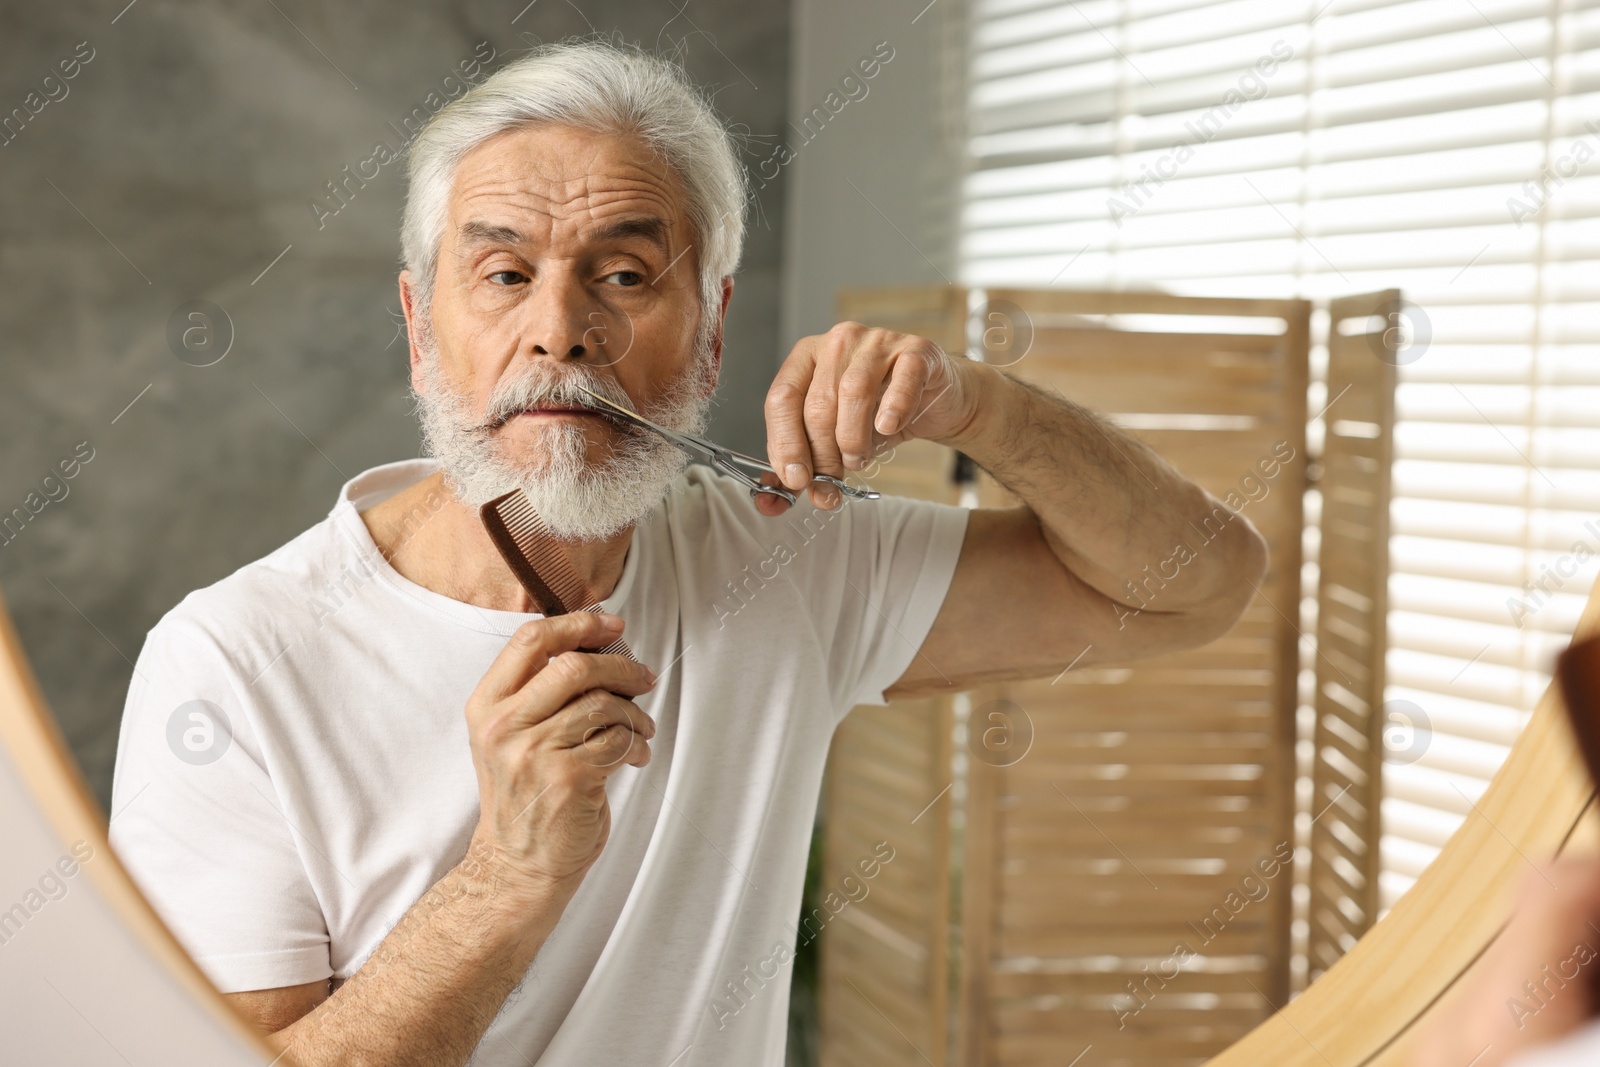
[479,366,641,433]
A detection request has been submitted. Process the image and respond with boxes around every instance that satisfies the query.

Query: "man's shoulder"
[147,509,356,663]
[664,463,852,526]
[667,463,748,512]
[660,464,806,545]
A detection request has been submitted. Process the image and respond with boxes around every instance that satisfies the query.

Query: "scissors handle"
[715,449,881,502]
[814,473,881,500]
[573,385,881,502]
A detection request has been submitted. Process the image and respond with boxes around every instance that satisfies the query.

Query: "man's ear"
[708,276,734,390]
[399,270,428,395]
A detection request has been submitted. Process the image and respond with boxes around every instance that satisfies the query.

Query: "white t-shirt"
[108,458,968,1066]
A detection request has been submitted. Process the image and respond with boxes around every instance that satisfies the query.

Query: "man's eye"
[606,271,644,287]
[488,270,526,286]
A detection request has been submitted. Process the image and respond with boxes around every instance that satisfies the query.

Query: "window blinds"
[961,0,1600,956]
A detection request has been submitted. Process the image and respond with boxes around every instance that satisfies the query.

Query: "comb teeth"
[485,491,593,608]
[480,490,636,660]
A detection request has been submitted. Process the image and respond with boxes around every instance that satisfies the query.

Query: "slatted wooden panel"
[818,286,967,1067]
[1305,291,1399,983]
[821,286,1311,1067]
[958,289,1309,1067]
[821,692,956,1067]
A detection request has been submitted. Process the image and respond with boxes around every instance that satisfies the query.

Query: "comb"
[480,489,635,660]
[1557,633,1600,791]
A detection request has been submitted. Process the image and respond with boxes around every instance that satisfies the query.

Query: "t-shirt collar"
[329,458,642,635]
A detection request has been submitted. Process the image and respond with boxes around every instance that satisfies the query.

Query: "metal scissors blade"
[574,385,881,503]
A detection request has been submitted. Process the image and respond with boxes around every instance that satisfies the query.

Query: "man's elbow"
[1188,517,1269,646]
[1237,515,1270,589]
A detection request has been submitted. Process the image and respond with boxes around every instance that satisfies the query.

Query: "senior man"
[109,40,1266,1067]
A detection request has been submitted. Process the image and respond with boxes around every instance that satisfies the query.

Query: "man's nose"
[522,273,593,360]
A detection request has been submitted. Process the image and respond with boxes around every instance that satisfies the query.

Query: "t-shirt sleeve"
[820,492,970,713]
[107,609,333,994]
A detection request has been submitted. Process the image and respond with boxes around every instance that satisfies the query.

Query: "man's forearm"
[940,359,1269,615]
[271,841,573,1067]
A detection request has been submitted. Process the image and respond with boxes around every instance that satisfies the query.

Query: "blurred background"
[0,0,963,806]
[4,1,1600,1065]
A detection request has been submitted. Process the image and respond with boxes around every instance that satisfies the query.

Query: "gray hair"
[401,39,748,348]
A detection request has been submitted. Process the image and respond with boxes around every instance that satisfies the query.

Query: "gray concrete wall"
[0,1,790,809]
[780,0,966,343]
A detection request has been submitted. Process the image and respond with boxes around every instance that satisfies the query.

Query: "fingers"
[560,690,657,746]
[475,612,628,703]
[875,343,935,440]
[766,324,938,512]
[765,342,818,494]
[767,338,847,510]
[799,339,848,510]
[752,470,793,517]
[557,691,656,770]
[834,349,896,468]
[572,723,651,770]
[514,650,657,730]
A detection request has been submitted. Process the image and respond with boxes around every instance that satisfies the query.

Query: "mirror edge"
[1204,573,1600,1065]
[0,585,283,1063]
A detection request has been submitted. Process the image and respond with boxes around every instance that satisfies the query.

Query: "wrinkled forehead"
[445,123,692,250]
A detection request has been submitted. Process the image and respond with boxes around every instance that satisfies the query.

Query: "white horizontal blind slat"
[962,0,1600,977]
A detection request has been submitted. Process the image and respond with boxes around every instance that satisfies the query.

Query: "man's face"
[403,122,726,539]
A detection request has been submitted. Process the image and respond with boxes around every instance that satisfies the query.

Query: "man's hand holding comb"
[462,611,658,900]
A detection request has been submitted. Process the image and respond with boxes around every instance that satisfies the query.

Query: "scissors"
[574,385,881,505]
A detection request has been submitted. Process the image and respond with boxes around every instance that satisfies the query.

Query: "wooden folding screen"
[820,287,1312,1067]
[819,287,967,1067]
[1304,291,1400,983]
[960,290,1309,1067]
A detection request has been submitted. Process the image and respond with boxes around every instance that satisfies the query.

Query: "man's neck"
[359,471,633,614]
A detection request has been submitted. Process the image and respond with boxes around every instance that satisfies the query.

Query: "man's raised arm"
[759,322,1270,695]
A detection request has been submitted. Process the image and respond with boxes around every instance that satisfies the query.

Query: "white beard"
[412,331,717,542]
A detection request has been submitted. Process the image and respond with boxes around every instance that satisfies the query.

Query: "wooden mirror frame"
[1,569,1595,1065]
[1211,580,1600,1065]
[0,588,278,1065]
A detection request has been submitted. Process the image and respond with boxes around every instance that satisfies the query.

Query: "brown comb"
[1557,633,1600,791]
[480,489,635,660]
